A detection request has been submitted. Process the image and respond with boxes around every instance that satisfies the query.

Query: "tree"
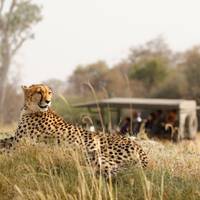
[103,67,128,97]
[152,69,188,99]
[102,67,145,97]
[68,61,109,97]
[128,37,171,93]
[128,36,172,65]
[0,0,42,122]
[129,58,168,91]
[181,46,200,101]
[3,82,23,123]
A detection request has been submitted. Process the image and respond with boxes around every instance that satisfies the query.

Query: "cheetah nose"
[45,100,50,104]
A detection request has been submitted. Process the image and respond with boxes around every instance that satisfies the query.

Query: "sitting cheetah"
[0,84,148,176]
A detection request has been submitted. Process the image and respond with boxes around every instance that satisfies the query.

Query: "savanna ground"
[0,125,200,200]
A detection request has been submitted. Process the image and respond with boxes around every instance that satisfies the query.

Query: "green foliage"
[181,46,200,100]
[52,96,89,123]
[128,37,172,65]
[129,58,168,90]
[152,69,188,99]
[6,1,42,34]
[65,37,200,103]
[66,37,175,100]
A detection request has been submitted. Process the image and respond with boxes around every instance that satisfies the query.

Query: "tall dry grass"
[0,136,199,200]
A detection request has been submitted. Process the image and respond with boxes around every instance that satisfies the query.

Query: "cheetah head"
[21,84,53,112]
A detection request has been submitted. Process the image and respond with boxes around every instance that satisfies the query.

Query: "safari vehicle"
[74,98,198,141]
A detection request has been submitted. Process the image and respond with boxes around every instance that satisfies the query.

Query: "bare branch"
[11,36,27,56]
[0,0,5,16]
[8,0,17,14]
[0,18,4,31]
[5,0,17,31]
[10,28,24,44]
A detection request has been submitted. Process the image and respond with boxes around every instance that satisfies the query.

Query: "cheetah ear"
[49,87,53,93]
[21,85,28,92]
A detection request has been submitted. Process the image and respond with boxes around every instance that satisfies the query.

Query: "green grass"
[0,140,199,200]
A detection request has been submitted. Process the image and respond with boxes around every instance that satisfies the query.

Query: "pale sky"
[13,0,200,85]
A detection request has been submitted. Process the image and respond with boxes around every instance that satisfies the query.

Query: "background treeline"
[3,37,200,123]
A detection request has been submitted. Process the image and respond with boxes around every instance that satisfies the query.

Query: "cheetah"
[0,84,148,176]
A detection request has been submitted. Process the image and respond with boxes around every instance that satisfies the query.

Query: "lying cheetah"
[0,84,148,176]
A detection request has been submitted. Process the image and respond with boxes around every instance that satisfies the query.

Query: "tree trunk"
[0,38,10,123]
